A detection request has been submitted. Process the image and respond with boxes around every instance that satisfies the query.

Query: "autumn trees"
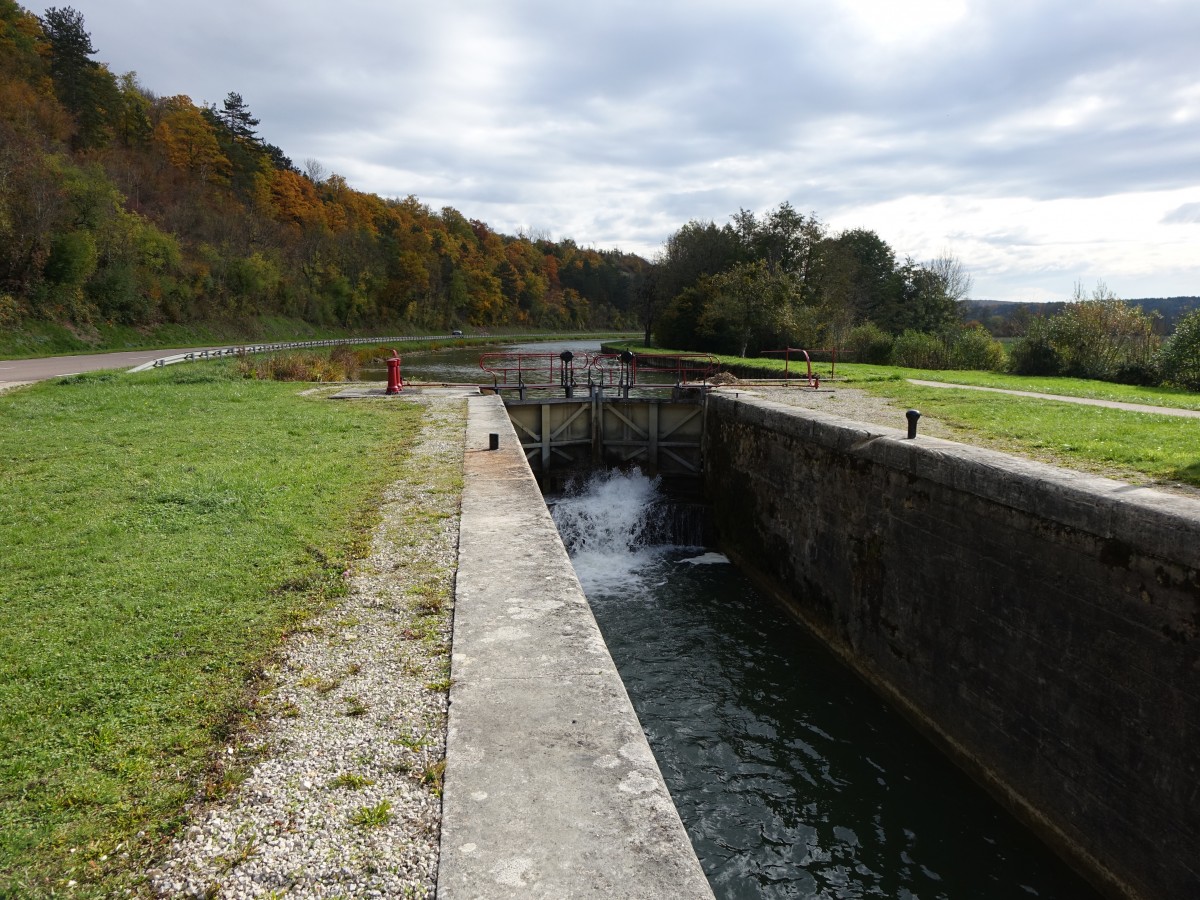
[1,3,645,335]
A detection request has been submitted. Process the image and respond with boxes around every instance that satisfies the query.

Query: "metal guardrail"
[480,351,722,400]
[126,333,605,373]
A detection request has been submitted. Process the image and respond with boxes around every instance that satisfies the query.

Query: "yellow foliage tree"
[153,95,230,183]
[265,168,323,229]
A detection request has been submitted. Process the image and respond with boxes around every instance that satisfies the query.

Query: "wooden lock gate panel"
[504,394,706,477]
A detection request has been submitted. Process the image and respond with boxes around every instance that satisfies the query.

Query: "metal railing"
[126,333,622,373]
[759,347,842,386]
[480,351,721,399]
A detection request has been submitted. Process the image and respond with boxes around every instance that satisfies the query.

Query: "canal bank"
[703,390,1200,900]
[437,393,713,898]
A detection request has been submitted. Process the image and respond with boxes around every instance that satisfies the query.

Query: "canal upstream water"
[369,339,607,384]
[550,470,1102,900]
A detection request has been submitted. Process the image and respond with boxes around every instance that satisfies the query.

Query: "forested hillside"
[0,3,649,339]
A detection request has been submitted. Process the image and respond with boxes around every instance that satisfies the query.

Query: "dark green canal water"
[551,470,1101,900]
[369,339,606,383]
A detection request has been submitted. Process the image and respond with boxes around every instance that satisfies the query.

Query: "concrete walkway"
[437,394,713,899]
[908,379,1200,418]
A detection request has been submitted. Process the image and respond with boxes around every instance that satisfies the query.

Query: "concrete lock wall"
[702,392,1200,900]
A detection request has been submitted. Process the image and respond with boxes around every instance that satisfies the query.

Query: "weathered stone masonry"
[703,391,1199,900]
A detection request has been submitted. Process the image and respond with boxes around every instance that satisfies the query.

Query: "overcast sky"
[50,0,1200,301]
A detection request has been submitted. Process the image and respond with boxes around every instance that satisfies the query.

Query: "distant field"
[0,365,424,896]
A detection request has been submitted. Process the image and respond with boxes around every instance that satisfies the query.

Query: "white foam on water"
[679,552,729,566]
[550,468,669,595]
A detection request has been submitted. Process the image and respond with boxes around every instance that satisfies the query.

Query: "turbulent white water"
[550,468,675,594]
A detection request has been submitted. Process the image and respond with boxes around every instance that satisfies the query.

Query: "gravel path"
[148,391,467,899]
[715,381,958,438]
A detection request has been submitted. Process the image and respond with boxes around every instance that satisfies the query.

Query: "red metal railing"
[612,352,720,385]
[478,350,721,396]
[479,351,577,388]
[761,347,839,387]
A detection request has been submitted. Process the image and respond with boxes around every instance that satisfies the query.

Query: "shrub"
[1157,307,1200,390]
[0,293,20,328]
[1044,284,1159,381]
[234,348,359,382]
[891,330,949,369]
[846,321,893,364]
[948,324,1006,371]
[1007,317,1062,375]
[1007,288,1160,382]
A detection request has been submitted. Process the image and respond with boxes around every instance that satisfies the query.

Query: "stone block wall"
[703,392,1199,900]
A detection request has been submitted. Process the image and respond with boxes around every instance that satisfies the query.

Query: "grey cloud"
[1163,202,1200,224]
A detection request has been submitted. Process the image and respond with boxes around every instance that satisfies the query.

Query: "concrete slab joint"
[438,394,713,899]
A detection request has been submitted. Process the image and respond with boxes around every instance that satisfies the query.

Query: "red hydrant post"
[386,349,403,394]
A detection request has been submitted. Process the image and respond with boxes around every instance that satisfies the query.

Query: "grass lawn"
[854,379,1200,487]
[857,368,1200,411]
[0,364,426,896]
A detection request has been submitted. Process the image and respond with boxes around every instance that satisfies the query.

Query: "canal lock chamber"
[542,465,1102,900]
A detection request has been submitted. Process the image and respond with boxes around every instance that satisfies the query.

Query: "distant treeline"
[648,205,972,357]
[646,207,1200,390]
[963,297,1200,337]
[0,3,649,337]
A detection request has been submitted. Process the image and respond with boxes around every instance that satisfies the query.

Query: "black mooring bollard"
[905,409,921,439]
[488,433,499,451]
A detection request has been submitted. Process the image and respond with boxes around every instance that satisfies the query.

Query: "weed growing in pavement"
[299,675,343,695]
[419,760,447,797]
[277,700,301,719]
[343,696,369,717]
[393,731,428,752]
[328,773,375,790]
[349,801,392,828]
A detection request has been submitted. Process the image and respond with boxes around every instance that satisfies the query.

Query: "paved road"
[0,347,209,388]
[908,379,1200,419]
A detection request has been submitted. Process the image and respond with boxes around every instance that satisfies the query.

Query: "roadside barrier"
[125,334,572,373]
